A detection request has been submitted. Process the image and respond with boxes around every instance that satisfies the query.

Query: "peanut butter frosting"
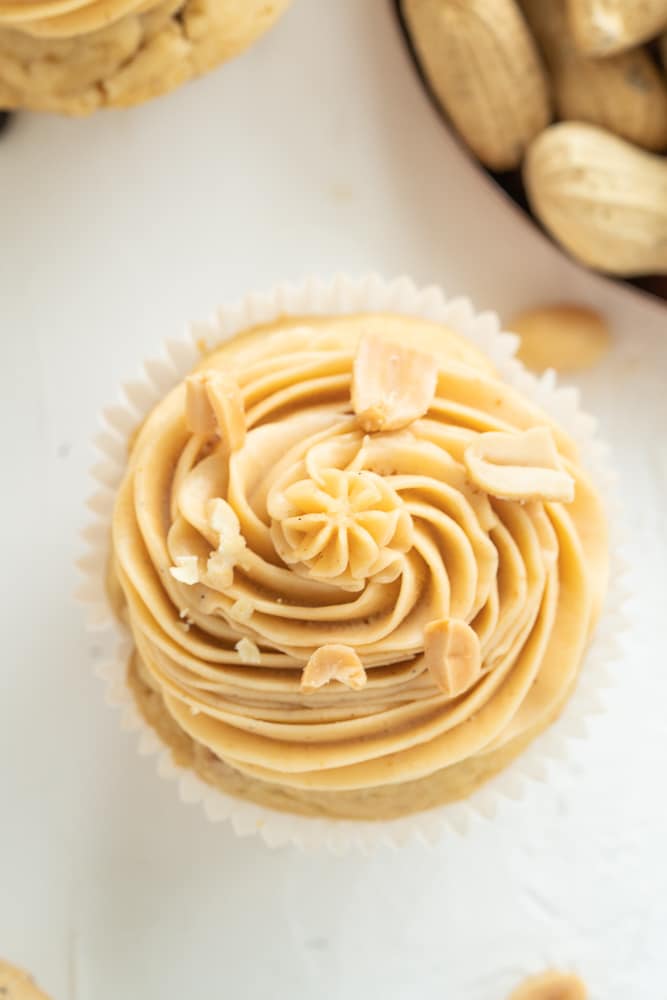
[110,313,608,819]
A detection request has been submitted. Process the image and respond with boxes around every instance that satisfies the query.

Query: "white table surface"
[1,1,666,997]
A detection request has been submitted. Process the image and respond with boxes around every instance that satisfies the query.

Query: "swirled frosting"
[0,0,164,38]
[110,313,608,816]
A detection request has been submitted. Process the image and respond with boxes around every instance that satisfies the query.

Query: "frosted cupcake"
[0,0,290,114]
[106,307,609,821]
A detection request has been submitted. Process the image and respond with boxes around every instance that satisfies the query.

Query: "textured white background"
[1,1,666,997]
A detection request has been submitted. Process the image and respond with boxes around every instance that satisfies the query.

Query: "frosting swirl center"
[268,467,414,590]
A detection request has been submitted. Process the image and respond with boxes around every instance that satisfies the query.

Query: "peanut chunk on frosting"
[185,370,246,451]
[207,498,247,557]
[236,637,261,665]
[351,334,438,432]
[301,645,368,692]
[424,618,482,697]
[464,427,575,503]
[169,554,200,585]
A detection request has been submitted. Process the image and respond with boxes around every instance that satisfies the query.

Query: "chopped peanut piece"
[185,373,216,434]
[206,499,247,560]
[169,554,200,585]
[202,498,248,591]
[185,371,246,450]
[206,373,246,451]
[510,304,611,373]
[465,427,575,503]
[424,618,481,697]
[507,970,587,1000]
[235,637,262,665]
[269,467,413,590]
[301,645,368,693]
[351,334,438,432]
[0,959,52,1000]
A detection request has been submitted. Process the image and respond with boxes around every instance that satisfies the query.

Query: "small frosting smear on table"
[510,304,611,373]
[0,959,52,1000]
[507,969,587,1000]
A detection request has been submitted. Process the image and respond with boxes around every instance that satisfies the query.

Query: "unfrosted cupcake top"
[110,314,608,795]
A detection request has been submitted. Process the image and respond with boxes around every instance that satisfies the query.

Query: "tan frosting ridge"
[0,0,161,37]
[110,313,608,799]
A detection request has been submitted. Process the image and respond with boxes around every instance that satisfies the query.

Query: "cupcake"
[507,971,587,1000]
[0,959,51,1000]
[104,294,609,823]
[0,0,290,114]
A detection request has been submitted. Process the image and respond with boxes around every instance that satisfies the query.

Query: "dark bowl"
[393,0,667,304]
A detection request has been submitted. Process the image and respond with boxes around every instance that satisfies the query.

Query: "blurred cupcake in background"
[0,0,290,114]
[0,958,52,1000]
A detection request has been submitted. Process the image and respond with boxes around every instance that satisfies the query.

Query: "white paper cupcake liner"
[77,274,629,852]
